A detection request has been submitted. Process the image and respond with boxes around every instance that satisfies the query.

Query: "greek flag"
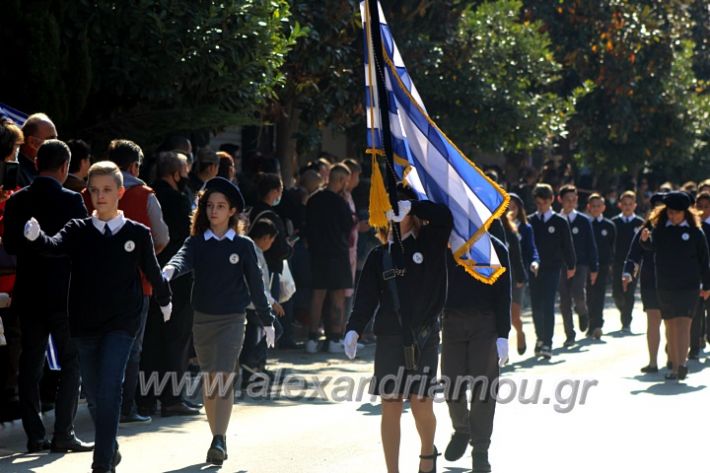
[0,103,28,125]
[361,0,509,283]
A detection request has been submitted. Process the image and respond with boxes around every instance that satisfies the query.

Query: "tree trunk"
[275,99,300,188]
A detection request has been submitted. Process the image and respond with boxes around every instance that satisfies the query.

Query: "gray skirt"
[193,311,247,373]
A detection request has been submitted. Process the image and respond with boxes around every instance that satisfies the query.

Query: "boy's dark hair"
[587,193,605,204]
[67,139,91,173]
[533,183,554,200]
[558,184,577,199]
[256,172,283,201]
[36,139,71,172]
[107,139,143,170]
[249,218,278,240]
[696,191,710,205]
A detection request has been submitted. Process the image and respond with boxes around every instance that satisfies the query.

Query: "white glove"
[160,303,173,322]
[161,265,176,281]
[24,217,40,241]
[0,316,6,346]
[529,261,539,277]
[496,338,509,367]
[0,293,11,309]
[385,200,412,223]
[344,330,359,360]
[264,325,276,349]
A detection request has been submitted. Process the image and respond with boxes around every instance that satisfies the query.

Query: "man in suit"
[64,139,91,193]
[4,140,93,453]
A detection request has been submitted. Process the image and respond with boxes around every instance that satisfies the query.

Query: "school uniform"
[442,237,510,453]
[641,220,710,319]
[29,212,170,471]
[528,209,576,352]
[558,210,598,341]
[623,222,659,312]
[587,216,616,333]
[513,220,540,305]
[690,219,710,353]
[167,228,274,373]
[346,201,453,397]
[611,214,644,328]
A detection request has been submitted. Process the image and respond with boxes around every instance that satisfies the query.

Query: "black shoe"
[444,432,469,461]
[678,365,688,380]
[137,404,156,417]
[665,372,678,381]
[277,338,302,350]
[206,435,227,466]
[27,439,51,453]
[689,348,700,360]
[50,435,94,453]
[534,340,543,356]
[621,325,631,334]
[113,447,122,468]
[183,399,204,409]
[563,337,575,348]
[472,449,492,473]
[418,446,440,473]
[640,365,659,374]
[161,401,201,417]
[516,332,527,355]
[92,469,112,473]
[579,314,589,332]
[120,412,152,425]
[666,360,673,370]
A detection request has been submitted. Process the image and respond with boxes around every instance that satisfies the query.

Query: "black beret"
[204,177,245,212]
[662,191,691,211]
[650,192,666,207]
[396,182,419,201]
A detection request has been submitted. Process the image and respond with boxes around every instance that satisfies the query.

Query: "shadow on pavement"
[630,382,706,396]
[0,451,65,471]
[162,463,247,473]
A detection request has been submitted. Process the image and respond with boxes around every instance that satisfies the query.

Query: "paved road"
[1,297,709,472]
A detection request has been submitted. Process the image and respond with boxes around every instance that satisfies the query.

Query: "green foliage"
[0,0,294,148]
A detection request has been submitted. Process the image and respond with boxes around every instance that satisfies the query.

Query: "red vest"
[82,184,155,295]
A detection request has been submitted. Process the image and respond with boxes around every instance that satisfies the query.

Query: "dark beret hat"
[204,177,245,212]
[650,192,666,207]
[396,182,419,201]
[662,191,691,211]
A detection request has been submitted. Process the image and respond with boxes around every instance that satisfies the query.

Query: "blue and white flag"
[361,0,509,284]
[0,103,28,125]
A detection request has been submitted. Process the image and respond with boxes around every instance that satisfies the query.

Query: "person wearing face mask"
[136,151,201,418]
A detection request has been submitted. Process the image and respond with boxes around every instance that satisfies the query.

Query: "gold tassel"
[368,152,392,229]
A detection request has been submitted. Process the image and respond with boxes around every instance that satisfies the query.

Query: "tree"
[0,0,295,148]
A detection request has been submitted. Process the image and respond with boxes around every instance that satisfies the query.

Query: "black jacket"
[153,179,192,266]
[346,201,453,336]
[445,236,512,338]
[250,201,293,274]
[4,176,88,314]
[17,152,37,188]
[592,216,616,267]
[529,211,576,270]
[565,212,599,272]
[612,214,644,266]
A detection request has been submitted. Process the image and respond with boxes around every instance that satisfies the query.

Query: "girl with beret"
[640,191,710,380]
[163,177,275,465]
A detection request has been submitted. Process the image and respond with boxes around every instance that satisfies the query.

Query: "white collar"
[561,209,577,222]
[91,210,126,235]
[704,216,710,225]
[665,220,689,227]
[204,228,237,241]
[619,213,635,223]
[542,208,554,222]
[593,215,604,223]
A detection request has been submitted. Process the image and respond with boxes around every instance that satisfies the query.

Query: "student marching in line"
[163,177,276,466]
[507,193,539,355]
[500,213,526,356]
[344,186,453,473]
[639,191,710,381]
[528,183,576,359]
[611,191,644,332]
[690,191,710,359]
[557,185,599,346]
[624,192,666,373]
[586,193,616,339]
[23,161,172,473]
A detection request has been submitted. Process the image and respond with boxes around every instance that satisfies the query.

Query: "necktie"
[104,224,112,237]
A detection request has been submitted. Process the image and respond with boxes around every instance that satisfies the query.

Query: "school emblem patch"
[572,227,579,235]
[548,226,555,234]
[682,233,690,241]
[229,253,240,264]
[124,240,135,252]
[412,252,424,264]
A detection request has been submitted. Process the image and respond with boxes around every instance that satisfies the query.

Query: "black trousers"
[137,276,194,408]
[441,309,498,451]
[587,265,610,331]
[612,263,636,327]
[18,310,80,442]
[691,297,710,351]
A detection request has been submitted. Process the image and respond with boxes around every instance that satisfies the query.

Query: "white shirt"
[704,216,710,225]
[594,215,604,223]
[665,220,689,227]
[91,210,126,235]
[541,209,554,223]
[204,228,237,241]
[618,214,635,223]
[561,209,577,223]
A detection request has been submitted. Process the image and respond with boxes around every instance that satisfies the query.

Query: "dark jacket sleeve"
[2,194,22,255]
[263,210,292,274]
[639,227,655,252]
[139,228,171,307]
[408,201,453,247]
[495,243,512,339]
[586,218,599,273]
[506,229,526,284]
[623,229,644,277]
[167,236,196,277]
[489,218,507,245]
[242,239,275,326]
[519,223,539,267]
[608,221,617,263]
[346,246,382,337]
[696,228,710,291]
[29,220,79,256]
[72,192,89,219]
[560,218,576,270]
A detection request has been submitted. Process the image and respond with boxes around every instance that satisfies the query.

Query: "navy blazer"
[517,221,540,269]
[4,176,88,313]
